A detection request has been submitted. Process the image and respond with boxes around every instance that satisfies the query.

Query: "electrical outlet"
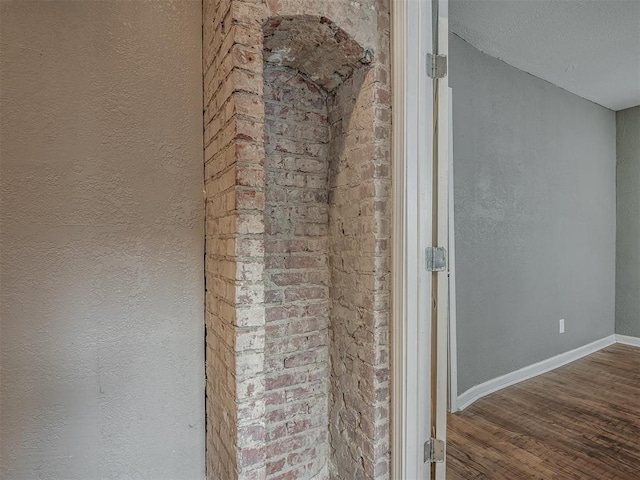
[559,319,565,334]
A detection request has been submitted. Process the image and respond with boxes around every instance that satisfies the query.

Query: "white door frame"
[391,0,434,477]
[391,0,449,478]
[447,87,459,414]
[433,3,450,478]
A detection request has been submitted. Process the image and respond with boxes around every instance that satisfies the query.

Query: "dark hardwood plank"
[447,344,640,479]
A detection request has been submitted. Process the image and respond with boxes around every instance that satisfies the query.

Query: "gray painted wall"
[450,34,617,394]
[0,1,205,479]
[616,106,640,337]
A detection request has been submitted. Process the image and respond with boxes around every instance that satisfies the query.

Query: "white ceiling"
[450,0,640,111]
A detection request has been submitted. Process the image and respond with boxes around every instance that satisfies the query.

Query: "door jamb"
[433,4,450,477]
[391,0,435,478]
[447,86,459,413]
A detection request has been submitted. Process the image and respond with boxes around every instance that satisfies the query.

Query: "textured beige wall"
[0,1,205,478]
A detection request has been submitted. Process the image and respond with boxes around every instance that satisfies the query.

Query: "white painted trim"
[390,0,408,476]
[391,1,434,478]
[447,87,458,414]
[616,334,640,347]
[456,335,616,411]
[434,2,450,479]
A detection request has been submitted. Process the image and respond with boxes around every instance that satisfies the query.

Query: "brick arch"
[263,15,372,91]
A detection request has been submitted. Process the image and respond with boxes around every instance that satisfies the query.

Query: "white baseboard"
[456,334,617,411]
[616,334,640,347]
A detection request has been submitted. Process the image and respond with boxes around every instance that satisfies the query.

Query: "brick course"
[203,0,268,478]
[264,65,330,479]
[327,61,391,479]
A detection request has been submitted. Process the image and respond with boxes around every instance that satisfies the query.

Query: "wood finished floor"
[447,343,640,479]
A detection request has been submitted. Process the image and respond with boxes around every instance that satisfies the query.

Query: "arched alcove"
[262,15,383,480]
[203,3,391,477]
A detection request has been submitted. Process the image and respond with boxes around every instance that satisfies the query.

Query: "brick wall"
[203,3,390,478]
[263,65,331,479]
[327,59,391,479]
[203,0,268,478]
